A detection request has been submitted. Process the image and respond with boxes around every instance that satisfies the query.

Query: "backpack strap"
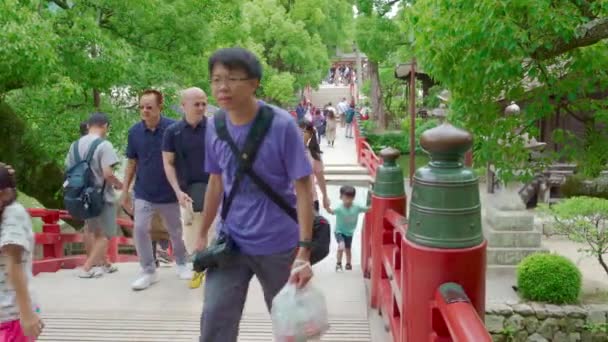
[85,138,105,163]
[85,138,106,191]
[216,105,288,221]
[72,140,81,164]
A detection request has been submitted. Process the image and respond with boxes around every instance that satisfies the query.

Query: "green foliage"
[360,119,377,135]
[517,253,582,304]
[540,197,608,276]
[355,15,401,63]
[561,175,608,199]
[366,132,408,154]
[408,0,608,181]
[422,85,443,109]
[1,0,354,207]
[367,117,439,154]
[263,73,297,107]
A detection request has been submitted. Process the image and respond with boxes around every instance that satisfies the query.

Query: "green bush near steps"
[517,253,582,304]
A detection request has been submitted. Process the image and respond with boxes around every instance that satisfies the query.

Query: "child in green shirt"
[327,185,368,271]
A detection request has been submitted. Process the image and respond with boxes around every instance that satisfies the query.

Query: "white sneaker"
[175,264,193,280]
[102,264,118,274]
[131,272,160,291]
[77,267,103,278]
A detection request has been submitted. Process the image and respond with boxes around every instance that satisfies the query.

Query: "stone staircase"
[324,164,373,187]
[483,189,547,268]
[310,84,351,107]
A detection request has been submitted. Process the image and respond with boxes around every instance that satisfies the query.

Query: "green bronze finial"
[372,147,404,198]
[420,122,473,168]
[407,122,483,249]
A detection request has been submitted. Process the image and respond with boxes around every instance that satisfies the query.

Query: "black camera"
[192,234,238,273]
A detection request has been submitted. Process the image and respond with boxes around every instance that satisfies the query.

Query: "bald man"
[162,87,211,286]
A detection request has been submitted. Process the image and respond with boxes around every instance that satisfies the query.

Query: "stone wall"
[486,302,608,342]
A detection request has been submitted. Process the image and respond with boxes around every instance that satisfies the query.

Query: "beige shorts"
[181,206,217,255]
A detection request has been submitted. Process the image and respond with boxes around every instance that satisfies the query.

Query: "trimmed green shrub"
[366,118,441,154]
[561,175,608,199]
[517,253,582,304]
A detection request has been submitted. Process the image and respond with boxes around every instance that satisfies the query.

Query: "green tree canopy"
[0,0,354,208]
[409,0,608,180]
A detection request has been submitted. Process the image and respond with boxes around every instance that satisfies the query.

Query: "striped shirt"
[0,202,36,323]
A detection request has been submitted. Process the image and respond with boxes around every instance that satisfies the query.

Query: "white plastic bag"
[271,266,329,342]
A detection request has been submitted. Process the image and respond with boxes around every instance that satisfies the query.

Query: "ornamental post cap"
[420,122,472,156]
[379,147,401,162]
[505,101,521,115]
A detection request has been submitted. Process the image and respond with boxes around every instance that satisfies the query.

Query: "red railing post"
[369,149,406,309]
[361,210,372,277]
[40,210,63,259]
[404,123,487,341]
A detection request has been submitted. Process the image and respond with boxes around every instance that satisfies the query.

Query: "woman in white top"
[299,121,331,213]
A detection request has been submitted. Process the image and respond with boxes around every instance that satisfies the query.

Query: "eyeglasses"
[210,77,251,87]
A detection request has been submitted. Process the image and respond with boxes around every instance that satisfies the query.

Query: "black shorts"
[335,233,353,249]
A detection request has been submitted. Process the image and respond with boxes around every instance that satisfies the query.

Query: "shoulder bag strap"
[214,106,275,221]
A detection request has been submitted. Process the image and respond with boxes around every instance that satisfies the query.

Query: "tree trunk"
[369,61,386,129]
[93,89,101,109]
[598,253,608,277]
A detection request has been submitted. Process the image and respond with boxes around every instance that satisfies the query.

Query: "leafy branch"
[532,17,608,60]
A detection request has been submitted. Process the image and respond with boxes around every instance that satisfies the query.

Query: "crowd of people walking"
[0,47,370,342]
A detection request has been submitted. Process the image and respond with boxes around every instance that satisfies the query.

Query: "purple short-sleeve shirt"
[205,101,313,255]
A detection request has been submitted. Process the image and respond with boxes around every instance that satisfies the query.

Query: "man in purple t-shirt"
[195,48,315,342]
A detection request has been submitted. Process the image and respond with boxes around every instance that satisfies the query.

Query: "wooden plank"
[38,313,373,342]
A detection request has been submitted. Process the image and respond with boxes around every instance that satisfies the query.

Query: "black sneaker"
[345,263,352,270]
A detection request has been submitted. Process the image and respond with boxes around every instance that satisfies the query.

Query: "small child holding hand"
[327,185,368,271]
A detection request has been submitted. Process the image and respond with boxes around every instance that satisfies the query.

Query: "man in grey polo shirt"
[66,113,123,278]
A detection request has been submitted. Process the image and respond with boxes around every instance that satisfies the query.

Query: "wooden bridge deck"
[31,126,378,341]
[33,185,373,342]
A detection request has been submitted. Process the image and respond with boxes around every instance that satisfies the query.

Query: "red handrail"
[27,208,137,275]
[354,118,382,178]
[433,283,492,342]
[366,204,490,341]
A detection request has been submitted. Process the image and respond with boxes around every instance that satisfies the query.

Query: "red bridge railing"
[354,119,491,341]
[28,208,137,275]
[354,118,382,178]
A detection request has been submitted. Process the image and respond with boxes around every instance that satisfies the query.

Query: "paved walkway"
[320,126,358,166]
[33,128,374,341]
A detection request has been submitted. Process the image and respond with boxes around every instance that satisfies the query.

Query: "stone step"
[487,247,548,266]
[325,174,374,186]
[485,207,535,231]
[484,228,543,248]
[324,165,369,175]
